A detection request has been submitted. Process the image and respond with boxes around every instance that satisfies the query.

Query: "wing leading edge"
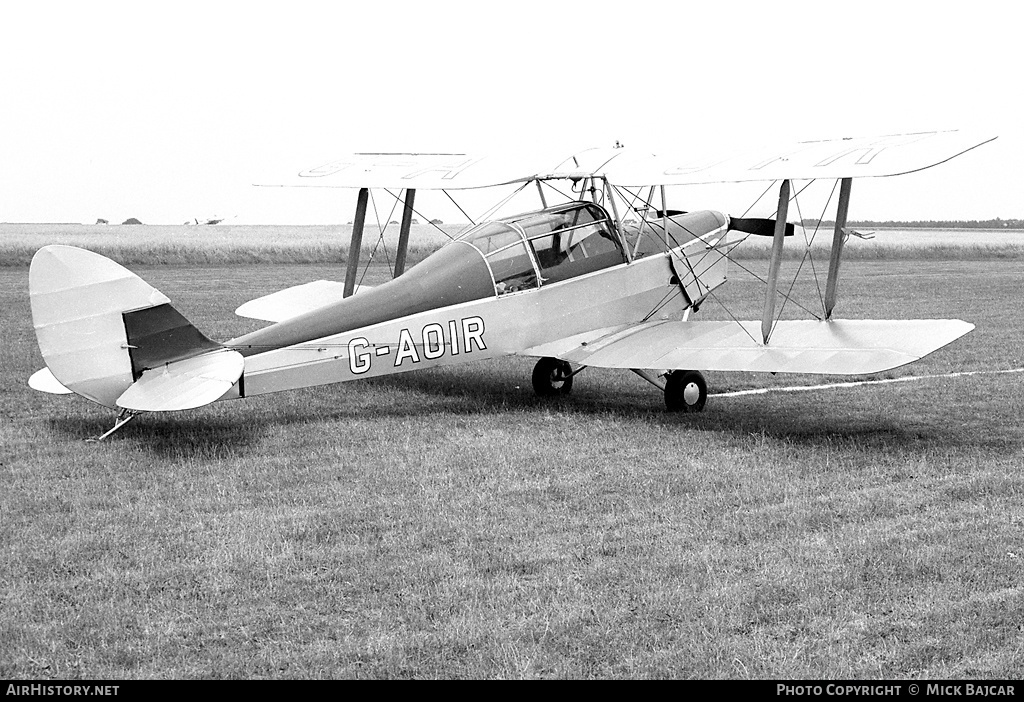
[255,151,576,191]
[522,319,974,376]
[258,131,994,191]
[603,130,996,186]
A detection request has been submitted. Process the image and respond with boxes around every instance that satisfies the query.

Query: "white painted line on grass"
[712,367,1024,398]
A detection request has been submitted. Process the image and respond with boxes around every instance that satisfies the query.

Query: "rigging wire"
[771,179,842,327]
[704,287,762,346]
[537,178,577,206]
[475,180,533,222]
[750,179,828,326]
[803,180,840,314]
[774,180,823,329]
[612,184,658,258]
[741,181,778,218]
[380,188,461,242]
[355,190,398,288]
[612,181,825,323]
[610,183,720,320]
[640,287,685,323]
[443,190,476,227]
[613,183,709,313]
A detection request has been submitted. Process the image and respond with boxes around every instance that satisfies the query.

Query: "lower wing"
[521,319,973,376]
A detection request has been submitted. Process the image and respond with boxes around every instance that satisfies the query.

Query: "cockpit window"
[526,205,625,284]
[458,202,626,295]
[461,222,522,255]
[487,241,537,294]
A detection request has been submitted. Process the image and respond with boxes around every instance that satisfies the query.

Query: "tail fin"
[30,245,243,411]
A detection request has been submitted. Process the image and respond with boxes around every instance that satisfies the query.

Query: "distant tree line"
[802,218,1024,229]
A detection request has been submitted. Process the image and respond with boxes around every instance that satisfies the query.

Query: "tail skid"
[29,246,243,416]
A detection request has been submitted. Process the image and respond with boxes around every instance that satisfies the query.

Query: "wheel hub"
[683,382,701,406]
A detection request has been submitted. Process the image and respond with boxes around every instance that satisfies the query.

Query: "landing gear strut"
[664,370,707,412]
[532,357,574,397]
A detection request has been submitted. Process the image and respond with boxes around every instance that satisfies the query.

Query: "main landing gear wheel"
[664,370,707,412]
[532,357,574,397]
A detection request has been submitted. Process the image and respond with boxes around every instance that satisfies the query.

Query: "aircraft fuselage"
[223,208,732,400]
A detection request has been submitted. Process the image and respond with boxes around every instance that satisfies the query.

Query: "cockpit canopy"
[458,202,626,294]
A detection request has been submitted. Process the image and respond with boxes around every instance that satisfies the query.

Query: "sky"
[1,0,1020,225]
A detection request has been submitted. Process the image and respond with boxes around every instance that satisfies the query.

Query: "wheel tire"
[532,357,574,397]
[664,370,707,412]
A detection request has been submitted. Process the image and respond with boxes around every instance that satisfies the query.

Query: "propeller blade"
[728,216,795,237]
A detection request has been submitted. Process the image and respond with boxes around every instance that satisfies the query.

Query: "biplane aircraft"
[27,130,995,439]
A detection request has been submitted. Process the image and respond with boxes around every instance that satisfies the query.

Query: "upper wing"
[256,151,581,191]
[603,130,996,186]
[256,131,994,191]
[521,319,974,376]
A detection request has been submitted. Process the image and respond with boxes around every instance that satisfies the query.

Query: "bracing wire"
[741,181,779,218]
[355,190,398,288]
[443,190,476,227]
[759,179,829,329]
[381,188,461,242]
[773,179,842,326]
[537,178,577,206]
[705,287,762,346]
[775,181,821,327]
[806,180,840,313]
[475,181,533,222]
[611,181,826,324]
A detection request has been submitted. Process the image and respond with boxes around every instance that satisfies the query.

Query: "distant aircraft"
[26,131,995,439]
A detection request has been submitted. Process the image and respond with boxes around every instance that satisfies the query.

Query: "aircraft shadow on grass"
[46,414,267,459]
[45,363,1014,459]
[361,366,949,449]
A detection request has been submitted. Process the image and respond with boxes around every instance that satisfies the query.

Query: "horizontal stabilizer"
[28,367,73,395]
[524,319,974,376]
[235,280,370,322]
[116,349,244,412]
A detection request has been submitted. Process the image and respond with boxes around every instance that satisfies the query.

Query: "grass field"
[0,223,464,267]
[2,233,1023,679]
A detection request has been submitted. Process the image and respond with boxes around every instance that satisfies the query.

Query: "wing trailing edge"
[523,319,974,376]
